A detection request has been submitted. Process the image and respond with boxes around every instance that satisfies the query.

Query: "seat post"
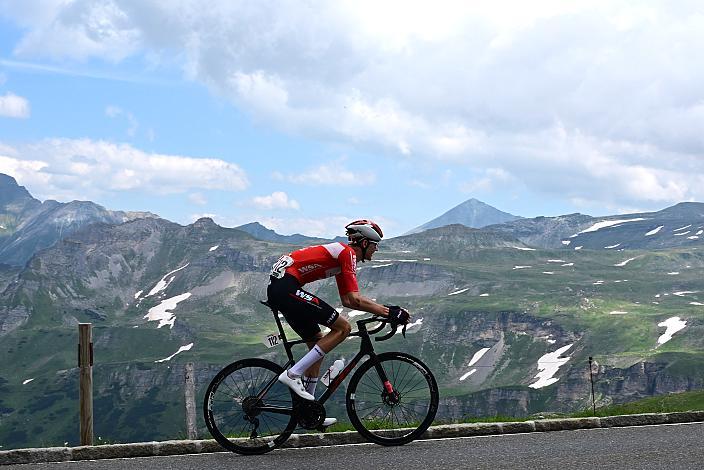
[261,301,294,362]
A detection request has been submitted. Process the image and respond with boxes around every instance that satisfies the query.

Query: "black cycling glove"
[386,305,410,325]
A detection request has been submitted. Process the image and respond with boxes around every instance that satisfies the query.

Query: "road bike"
[203,301,439,455]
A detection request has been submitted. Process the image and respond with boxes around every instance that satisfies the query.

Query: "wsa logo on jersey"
[294,290,320,305]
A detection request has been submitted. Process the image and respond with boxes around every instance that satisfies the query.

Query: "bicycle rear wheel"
[346,352,439,446]
[203,358,296,454]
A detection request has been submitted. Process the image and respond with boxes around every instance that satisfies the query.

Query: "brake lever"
[375,321,398,342]
[401,324,407,338]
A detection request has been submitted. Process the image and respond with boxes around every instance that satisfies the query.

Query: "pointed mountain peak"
[406,198,521,235]
[235,221,335,245]
[0,173,38,207]
[0,174,19,186]
[191,217,220,230]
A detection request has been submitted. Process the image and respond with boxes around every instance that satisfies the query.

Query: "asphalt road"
[8,422,704,470]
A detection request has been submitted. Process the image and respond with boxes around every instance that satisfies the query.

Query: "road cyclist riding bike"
[203,219,439,454]
[267,219,411,426]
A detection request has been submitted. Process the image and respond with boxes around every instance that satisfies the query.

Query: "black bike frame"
[257,301,391,408]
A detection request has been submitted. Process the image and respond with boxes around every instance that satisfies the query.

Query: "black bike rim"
[205,360,296,454]
[348,354,438,444]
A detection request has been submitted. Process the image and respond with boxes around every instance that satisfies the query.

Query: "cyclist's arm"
[339,291,389,317]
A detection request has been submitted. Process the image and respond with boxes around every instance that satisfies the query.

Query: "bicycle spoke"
[395,364,414,393]
[401,382,430,398]
[347,354,438,446]
[205,359,296,454]
[358,377,383,394]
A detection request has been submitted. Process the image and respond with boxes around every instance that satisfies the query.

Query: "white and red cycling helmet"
[345,219,383,244]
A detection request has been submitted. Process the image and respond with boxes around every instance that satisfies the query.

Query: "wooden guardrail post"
[78,323,94,446]
[184,362,197,439]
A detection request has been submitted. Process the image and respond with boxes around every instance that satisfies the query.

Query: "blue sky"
[1,1,704,238]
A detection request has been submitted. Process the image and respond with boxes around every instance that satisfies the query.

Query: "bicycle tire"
[346,352,439,446]
[203,358,296,455]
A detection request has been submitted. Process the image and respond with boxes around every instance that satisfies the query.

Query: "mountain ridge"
[405,198,521,235]
[0,174,158,266]
[1,192,704,448]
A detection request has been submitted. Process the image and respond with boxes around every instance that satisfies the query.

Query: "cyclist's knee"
[331,316,351,337]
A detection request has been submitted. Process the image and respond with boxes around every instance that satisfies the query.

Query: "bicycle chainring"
[295,400,326,430]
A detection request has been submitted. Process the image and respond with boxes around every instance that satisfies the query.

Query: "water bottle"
[321,359,345,387]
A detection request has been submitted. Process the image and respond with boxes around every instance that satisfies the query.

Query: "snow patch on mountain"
[614,257,638,267]
[448,288,469,296]
[144,292,192,328]
[529,344,573,389]
[577,218,647,235]
[645,226,664,236]
[155,343,194,363]
[657,317,687,346]
[147,264,189,297]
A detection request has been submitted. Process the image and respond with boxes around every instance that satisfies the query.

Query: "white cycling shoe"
[278,371,315,401]
[322,417,337,427]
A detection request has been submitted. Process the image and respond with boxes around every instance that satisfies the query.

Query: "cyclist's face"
[365,241,378,260]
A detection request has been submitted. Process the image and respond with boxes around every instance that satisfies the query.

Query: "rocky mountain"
[386,224,532,260]
[2,211,703,449]
[235,221,332,245]
[486,203,704,250]
[1,179,704,450]
[0,174,156,266]
[406,198,521,235]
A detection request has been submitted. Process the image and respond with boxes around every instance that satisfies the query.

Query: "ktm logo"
[295,290,319,304]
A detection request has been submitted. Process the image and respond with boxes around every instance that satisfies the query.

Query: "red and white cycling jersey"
[272,242,358,295]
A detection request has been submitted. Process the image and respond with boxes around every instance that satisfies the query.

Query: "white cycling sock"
[290,345,325,377]
[303,376,318,396]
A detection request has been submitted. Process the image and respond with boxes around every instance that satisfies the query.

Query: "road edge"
[2,411,703,465]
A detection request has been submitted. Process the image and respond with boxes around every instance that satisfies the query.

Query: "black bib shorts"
[266,274,340,341]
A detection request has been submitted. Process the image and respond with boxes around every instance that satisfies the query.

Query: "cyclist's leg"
[316,315,352,353]
[284,291,341,378]
[268,277,343,398]
[304,333,324,385]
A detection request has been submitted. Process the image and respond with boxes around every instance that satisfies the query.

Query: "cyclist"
[267,219,411,424]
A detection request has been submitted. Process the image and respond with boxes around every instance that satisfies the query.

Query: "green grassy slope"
[1,237,703,448]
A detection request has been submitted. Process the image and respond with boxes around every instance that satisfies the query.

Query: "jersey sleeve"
[335,247,359,295]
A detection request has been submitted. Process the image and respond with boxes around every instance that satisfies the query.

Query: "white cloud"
[0,138,248,201]
[408,180,432,190]
[189,212,217,223]
[0,154,48,181]
[276,159,375,186]
[8,0,141,62]
[188,192,207,205]
[105,105,138,136]
[252,191,300,210]
[105,105,121,118]
[258,216,348,238]
[0,93,30,118]
[257,214,396,238]
[6,2,704,209]
[460,168,514,193]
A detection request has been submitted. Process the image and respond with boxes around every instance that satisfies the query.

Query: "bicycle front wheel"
[346,352,439,446]
[203,358,296,455]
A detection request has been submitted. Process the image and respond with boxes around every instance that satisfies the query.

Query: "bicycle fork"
[374,360,400,405]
